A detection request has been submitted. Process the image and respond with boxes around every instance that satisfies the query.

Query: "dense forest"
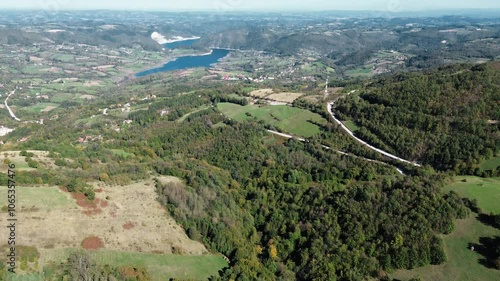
[120,106,468,280]
[336,62,500,174]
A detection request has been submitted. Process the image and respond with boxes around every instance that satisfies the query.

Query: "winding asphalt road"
[266,130,404,175]
[327,102,421,167]
[5,89,21,121]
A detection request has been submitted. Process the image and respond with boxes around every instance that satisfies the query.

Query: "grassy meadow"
[41,248,227,281]
[444,176,500,214]
[218,102,326,137]
[390,176,500,281]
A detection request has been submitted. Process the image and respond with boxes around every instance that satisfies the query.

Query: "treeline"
[336,62,500,173]
[211,94,248,106]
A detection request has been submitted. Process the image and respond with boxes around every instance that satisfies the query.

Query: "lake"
[136,48,230,77]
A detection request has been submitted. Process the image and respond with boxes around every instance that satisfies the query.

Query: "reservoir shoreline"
[135,48,230,77]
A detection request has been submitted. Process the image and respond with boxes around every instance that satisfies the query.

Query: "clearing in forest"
[391,215,500,281]
[391,177,500,281]
[218,102,326,137]
[444,176,500,213]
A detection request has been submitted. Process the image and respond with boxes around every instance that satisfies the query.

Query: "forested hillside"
[0,58,495,279]
[119,105,469,280]
[336,62,500,173]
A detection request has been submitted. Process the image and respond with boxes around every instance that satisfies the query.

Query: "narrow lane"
[327,102,421,167]
[5,89,21,121]
[266,130,405,175]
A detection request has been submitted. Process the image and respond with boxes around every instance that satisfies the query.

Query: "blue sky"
[1,0,499,11]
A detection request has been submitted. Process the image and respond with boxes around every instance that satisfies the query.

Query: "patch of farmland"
[266,92,304,103]
[41,248,227,281]
[249,88,274,98]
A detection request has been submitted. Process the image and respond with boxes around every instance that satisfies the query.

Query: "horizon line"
[0,7,499,13]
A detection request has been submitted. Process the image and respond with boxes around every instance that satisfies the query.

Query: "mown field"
[391,176,500,281]
[218,102,327,137]
[40,248,227,281]
[479,156,500,172]
[344,67,373,78]
[444,176,500,214]
[391,215,500,281]
[0,186,72,211]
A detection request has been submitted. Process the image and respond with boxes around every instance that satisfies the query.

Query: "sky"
[1,0,499,12]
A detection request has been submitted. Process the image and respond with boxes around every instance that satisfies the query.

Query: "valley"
[0,9,498,281]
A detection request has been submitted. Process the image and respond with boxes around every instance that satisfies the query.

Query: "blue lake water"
[164,38,199,49]
[136,48,230,77]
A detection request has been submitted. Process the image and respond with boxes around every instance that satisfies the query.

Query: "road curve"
[266,129,404,175]
[327,102,421,167]
[5,89,21,121]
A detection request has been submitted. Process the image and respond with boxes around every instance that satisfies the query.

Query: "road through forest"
[327,101,421,167]
[266,130,405,175]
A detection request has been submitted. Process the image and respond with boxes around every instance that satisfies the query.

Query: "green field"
[0,186,72,211]
[479,156,500,171]
[41,249,227,281]
[3,272,45,281]
[345,67,373,78]
[391,215,500,281]
[444,176,500,213]
[50,92,75,103]
[23,103,59,113]
[391,176,500,280]
[52,54,74,62]
[218,103,326,137]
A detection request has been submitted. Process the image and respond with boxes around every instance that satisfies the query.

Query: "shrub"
[27,160,39,169]
[99,173,110,182]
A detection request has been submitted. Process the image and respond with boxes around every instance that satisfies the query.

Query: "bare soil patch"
[100,200,109,208]
[71,194,106,216]
[82,236,104,250]
[123,222,135,230]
